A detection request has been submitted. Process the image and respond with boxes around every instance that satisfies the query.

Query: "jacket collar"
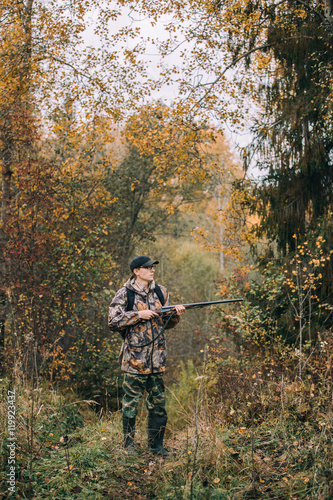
[125,277,156,297]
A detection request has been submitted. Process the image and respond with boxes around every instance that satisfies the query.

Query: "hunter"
[108,255,185,456]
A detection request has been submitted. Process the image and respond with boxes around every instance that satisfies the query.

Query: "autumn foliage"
[0,1,332,498]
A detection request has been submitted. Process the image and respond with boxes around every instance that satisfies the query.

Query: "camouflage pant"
[122,372,167,419]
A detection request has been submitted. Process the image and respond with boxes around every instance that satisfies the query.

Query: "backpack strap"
[154,283,165,306]
[122,283,167,344]
[125,284,165,311]
[121,288,135,340]
[125,288,135,311]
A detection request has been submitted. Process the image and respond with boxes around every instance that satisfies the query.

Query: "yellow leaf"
[213,478,220,484]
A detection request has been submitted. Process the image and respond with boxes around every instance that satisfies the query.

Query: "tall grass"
[1,344,332,499]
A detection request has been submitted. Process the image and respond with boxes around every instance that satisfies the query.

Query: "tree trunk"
[324,0,333,19]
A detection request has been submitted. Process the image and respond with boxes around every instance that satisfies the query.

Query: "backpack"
[125,283,165,311]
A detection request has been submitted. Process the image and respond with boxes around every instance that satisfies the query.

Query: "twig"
[190,347,208,498]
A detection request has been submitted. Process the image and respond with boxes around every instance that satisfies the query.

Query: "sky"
[82,2,259,178]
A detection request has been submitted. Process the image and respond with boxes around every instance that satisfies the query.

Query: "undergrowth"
[1,354,332,499]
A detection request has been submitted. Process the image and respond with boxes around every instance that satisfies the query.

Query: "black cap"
[130,255,159,272]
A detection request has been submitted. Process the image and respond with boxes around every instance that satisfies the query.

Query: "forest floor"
[1,376,333,499]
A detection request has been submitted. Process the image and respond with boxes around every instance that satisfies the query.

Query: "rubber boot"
[148,413,169,457]
[123,415,136,454]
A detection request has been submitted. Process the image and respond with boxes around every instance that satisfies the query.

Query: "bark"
[324,0,333,19]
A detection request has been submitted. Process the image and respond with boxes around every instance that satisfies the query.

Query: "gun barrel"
[160,298,243,313]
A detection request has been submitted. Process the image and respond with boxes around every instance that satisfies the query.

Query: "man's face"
[134,265,156,282]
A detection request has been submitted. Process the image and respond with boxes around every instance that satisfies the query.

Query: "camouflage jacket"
[108,278,180,375]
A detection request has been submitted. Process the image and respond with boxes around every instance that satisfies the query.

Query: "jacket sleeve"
[160,286,181,330]
[108,287,141,332]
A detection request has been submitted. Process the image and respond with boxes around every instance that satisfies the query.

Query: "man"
[108,255,185,456]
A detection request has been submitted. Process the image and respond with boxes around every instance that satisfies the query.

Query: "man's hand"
[138,309,159,320]
[174,305,186,316]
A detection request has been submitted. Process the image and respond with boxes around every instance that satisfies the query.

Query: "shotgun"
[159,298,243,314]
[127,299,243,348]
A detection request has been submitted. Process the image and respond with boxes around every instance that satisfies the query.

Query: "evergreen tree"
[246,1,333,251]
